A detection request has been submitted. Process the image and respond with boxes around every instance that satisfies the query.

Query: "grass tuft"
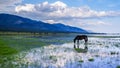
[78,60,84,63]
[74,48,88,53]
[116,66,120,68]
[88,58,94,62]
[111,52,116,55]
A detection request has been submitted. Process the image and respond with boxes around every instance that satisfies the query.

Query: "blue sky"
[0,0,120,33]
[23,0,120,11]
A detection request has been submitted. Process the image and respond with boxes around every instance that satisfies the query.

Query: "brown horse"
[73,35,88,48]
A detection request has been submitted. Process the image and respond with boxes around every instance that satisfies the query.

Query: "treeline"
[0,31,75,36]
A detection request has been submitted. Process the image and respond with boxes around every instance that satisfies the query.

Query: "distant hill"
[0,13,88,33]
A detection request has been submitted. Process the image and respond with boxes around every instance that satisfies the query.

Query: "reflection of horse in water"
[73,35,88,49]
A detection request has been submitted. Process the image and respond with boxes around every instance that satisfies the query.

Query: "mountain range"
[0,13,88,33]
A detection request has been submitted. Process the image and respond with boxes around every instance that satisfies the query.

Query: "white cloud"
[87,21,110,26]
[51,1,67,8]
[0,0,119,32]
[14,1,119,31]
[15,4,35,12]
[43,20,56,24]
[15,1,120,19]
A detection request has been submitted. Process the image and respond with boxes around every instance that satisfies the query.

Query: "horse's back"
[77,35,87,38]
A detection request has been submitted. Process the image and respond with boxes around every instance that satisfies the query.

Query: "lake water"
[0,34,120,68]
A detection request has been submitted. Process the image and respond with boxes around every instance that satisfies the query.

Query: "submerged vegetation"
[0,35,47,65]
[0,36,46,51]
[74,48,88,53]
[0,39,18,55]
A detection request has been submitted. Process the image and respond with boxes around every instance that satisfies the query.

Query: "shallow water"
[0,35,120,68]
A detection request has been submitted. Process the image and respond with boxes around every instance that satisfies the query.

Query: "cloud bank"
[0,1,120,32]
[0,0,22,13]
[15,1,120,19]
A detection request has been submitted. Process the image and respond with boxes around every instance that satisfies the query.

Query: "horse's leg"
[84,37,88,44]
[74,44,76,48]
[74,39,76,48]
[77,40,79,48]
[84,38,88,49]
[84,42,87,49]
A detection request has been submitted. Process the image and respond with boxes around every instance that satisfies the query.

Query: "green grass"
[0,39,18,55]
[0,35,70,55]
[74,48,88,53]
[0,39,18,64]
[0,45,18,55]
[0,35,47,51]
[0,35,47,65]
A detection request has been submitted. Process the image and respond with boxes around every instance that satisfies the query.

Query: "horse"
[73,35,88,49]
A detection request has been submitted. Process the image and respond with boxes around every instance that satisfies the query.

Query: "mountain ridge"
[0,13,88,33]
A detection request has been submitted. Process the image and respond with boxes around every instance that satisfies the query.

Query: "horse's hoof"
[85,46,88,50]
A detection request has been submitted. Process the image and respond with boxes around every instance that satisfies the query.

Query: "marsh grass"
[0,37,18,64]
[0,36,47,51]
[0,35,47,65]
[0,39,18,55]
[74,48,88,53]
[110,52,118,55]
[116,66,120,68]
[0,45,18,55]
[78,60,84,63]
[115,44,120,47]
[88,58,94,62]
